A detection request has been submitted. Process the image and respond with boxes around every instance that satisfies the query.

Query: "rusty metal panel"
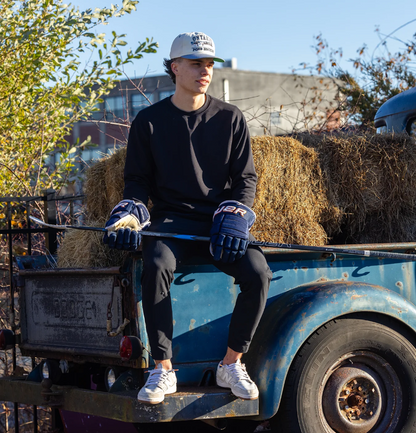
[0,377,259,422]
[20,271,123,357]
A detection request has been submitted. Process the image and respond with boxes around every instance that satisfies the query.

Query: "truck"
[2,90,416,433]
[2,238,416,433]
[374,86,416,136]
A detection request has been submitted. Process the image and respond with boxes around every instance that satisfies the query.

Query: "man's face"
[172,58,215,96]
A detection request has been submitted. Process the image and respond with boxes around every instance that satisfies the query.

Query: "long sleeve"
[121,95,257,218]
[123,114,155,206]
[229,114,257,208]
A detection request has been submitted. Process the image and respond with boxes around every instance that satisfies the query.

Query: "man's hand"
[210,200,256,263]
[103,199,150,250]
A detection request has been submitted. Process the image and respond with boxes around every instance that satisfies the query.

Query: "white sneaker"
[137,364,177,404]
[216,359,259,400]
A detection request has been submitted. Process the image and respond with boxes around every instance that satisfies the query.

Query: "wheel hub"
[338,377,379,422]
[322,364,382,433]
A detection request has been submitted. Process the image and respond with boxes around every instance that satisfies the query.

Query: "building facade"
[69,61,340,170]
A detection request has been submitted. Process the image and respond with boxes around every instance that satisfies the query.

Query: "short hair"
[163,57,181,84]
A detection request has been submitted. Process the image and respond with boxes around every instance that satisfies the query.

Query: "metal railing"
[0,190,84,433]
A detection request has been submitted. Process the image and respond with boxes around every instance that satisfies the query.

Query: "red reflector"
[119,336,143,361]
[120,336,133,360]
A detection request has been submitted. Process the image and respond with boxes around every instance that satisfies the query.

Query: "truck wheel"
[272,315,416,433]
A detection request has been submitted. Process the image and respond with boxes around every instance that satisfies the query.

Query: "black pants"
[141,215,272,360]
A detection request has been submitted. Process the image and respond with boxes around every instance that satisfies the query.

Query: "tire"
[271,314,416,433]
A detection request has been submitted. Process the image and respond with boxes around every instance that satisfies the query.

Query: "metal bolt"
[365,399,369,404]
[345,390,350,395]
[358,386,362,391]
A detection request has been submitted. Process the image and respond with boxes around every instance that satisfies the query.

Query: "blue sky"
[70,0,416,79]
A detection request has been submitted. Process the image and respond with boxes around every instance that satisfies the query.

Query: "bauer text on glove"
[210,200,256,263]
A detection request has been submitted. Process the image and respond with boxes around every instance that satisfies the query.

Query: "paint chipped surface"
[351,294,367,300]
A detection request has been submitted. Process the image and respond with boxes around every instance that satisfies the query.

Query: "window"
[376,125,388,134]
[159,90,175,100]
[81,100,102,120]
[54,152,62,164]
[270,112,282,126]
[105,96,125,120]
[407,118,416,137]
[131,93,153,118]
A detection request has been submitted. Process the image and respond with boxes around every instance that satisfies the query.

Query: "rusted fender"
[244,281,416,421]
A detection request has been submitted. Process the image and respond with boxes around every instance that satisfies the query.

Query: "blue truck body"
[374,86,416,136]
[3,242,416,432]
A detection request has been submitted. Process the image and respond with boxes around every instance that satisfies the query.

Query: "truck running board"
[0,377,259,422]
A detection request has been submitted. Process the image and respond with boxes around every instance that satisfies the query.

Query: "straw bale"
[298,132,416,243]
[83,147,126,221]
[57,217,128,268]
[251,136,336,245]
[83,157,112,221]
[59,131,416,268]
[104,146,126,212]
[58,148,128,268]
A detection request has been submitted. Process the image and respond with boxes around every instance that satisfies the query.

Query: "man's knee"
[243,248,272,283]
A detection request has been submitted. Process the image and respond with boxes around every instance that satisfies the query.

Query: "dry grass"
[57,218,128,268]
[84,147,126,221]
[251,136,337,245]
[57,132,416,267]
[298,132,416,243]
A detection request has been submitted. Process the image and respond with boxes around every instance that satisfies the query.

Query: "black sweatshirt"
[123,95,257,220]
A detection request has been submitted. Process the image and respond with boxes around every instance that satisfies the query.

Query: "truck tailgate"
[17,268,126,361]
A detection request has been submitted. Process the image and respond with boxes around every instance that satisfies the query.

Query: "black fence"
[0,190,83,433]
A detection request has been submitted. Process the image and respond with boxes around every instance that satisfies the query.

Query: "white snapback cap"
[170,32,224,62]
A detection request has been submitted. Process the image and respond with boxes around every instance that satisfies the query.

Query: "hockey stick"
[29,216,416,261]
[29,216,209,240]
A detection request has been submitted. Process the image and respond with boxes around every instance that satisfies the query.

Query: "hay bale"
[251,136,337,246]
[58,147,128,268]
[58,132,416,268]
[57,218,128,268]
[84,147,126,221]
[104,146,126,212]
[298,132,416,243]
[82,139,336,247]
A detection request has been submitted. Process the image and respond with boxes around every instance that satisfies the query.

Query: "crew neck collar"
[169,94,211,115]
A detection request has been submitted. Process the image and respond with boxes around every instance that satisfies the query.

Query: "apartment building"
[69,59,339,167]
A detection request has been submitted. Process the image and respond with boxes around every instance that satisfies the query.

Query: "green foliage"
[0,0,157,196]
[297,27,416,128]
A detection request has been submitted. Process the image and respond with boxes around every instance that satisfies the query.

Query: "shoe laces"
[225,362,252,384]
[146,368,170,388]
[145,367,177,388]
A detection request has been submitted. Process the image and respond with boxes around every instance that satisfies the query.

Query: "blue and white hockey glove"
[103,199,150,251]
[210,200,256,263]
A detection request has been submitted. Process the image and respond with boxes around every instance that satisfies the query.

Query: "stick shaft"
[249,240,416,261]
[29,216,416,261]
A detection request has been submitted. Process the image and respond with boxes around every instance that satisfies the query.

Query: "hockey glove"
[210,200,256,263]
[103,199,150,251]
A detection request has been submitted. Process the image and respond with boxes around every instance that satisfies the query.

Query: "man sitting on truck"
[103,31,272,405]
